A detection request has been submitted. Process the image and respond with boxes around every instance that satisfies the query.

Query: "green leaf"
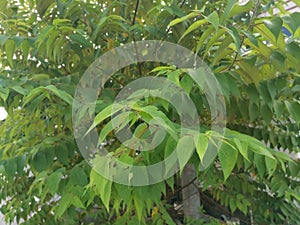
[115,183,131,205]
[70,167,88,187]
[21,39,30,60]
[220,0,237,23]
[99,111,129,143]
[249,141,274,159]
[12,36,24,47]
[15,155,26,175]
[179,19,208,42]
[0,87,9,102]
[86,103,124,134]
[72,196,85,209]
[285,101,300,124]
[264,17,283,40]
[43,85,73,105]
[53,19,71,26]
[0,35,9,46]
[90,169,112,211]
[260,102,273,125]
[265,157,277,177]
[5,39,15,67]
[270,51,286,71]
[5,158,17,177]
[218,142,238,181]
[194,133,209,162]
[22,87,44,107]
[230,198,237,213]
[36,0,55,17]
[32,151,47,172]
[225,26,241,54]
[177,135,195,170]
[207,11,219,30]
[196,26,214,52]
[227,0,254,18]
[133,188,145,221]
[233,138,249,161]
[254,154,265,178]
[180,75,194,94]
[46,170,62,196]
[55,193,72,219]
[69,33,92,48]
[249,102,259,122]
[282,12,300,33]
[246,84,259,105]
[134,123,148,138]
[168,11,199,26]
[46,29,60,57]
[55,144,69,165]
[286,42,300,59]
[243,30,258,47]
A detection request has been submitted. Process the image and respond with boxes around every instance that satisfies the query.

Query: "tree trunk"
[181,164,201,221]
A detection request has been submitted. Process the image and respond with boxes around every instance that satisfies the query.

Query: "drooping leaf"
[194,133,209,162]
[218,142,238,181]
[90,169,112,211]
[5,39,15,67]
[233,138,249,161]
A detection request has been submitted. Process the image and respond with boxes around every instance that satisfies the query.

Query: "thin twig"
[131,0,143,77]
[174,176,197,194]
[227,0,261,71]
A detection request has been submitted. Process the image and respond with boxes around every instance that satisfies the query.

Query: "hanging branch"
[227,0,261,71]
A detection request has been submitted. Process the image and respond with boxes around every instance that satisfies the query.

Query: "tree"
[0,0,299,224]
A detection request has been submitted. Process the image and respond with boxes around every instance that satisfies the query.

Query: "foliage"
[0,0,299,224]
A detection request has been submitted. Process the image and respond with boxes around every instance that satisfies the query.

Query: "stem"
[227,0,261,71]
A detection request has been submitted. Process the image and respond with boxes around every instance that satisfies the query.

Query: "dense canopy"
[0,0,300,224]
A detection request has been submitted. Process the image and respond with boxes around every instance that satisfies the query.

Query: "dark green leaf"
[286,42,300,59]
[32,151,48,172]
[47,170,62,196]
[282,12,300,33]
[260,102,273,125]
[249,102,259,122]
[70,167,88,187]
[5,159,17,177]
[55,144,69,165]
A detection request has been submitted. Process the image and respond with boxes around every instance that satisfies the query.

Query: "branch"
[131,0,143,77]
